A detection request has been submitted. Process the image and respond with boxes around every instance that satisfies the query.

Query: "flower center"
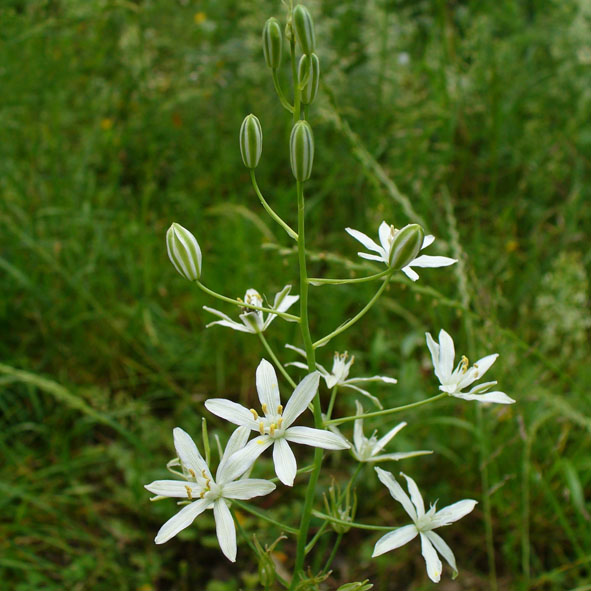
[250,403,285,438]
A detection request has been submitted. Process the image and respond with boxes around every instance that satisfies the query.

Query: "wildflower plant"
[148,2,515,588]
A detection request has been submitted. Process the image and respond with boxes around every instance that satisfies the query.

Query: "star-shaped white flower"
[372,468,477,583]
[145,426,275,561]
[426,329,515,404]
[205,359,350,486]
[346,221,456,281]
[203,285,299,333]
[346,401,432,463]
[285,345,397,408]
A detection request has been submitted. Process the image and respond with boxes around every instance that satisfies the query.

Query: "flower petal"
[282,372,320,426]
[438,329,455,381]
[342,383,382,408]
[256,359,281,413]
[453,391,516,404]
[154,498,211,544]
[216,426,251,482]
[400,265,420,281]
[422,235,435,249]
[425,332,442,382]
[346,376,397,385]
[372,524,418,557]
[353,401,365,451]
[205,399,257,429]
[222,478,276,500]
[370,450,433,462]
[173,427,211,479]
[285,426,350,450]
[345,227,382,253]
[285,344,307,358]
[226,436,274,475]
[203,307,254,333]
[273,438,298,486]
[374,467,417,521]
[420,532,442,582]
[358,252,387,264]
[400,472,425,518]
[372,422,406,455]
[145,480,202,498]
[425,531,458,579]
[214,499,237,562]
[432,499,477,528]
[378,221,393,253]
[410,255,456,268]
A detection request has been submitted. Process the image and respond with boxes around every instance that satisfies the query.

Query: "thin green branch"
[272,69,295,113]
[231,500,299,534]
[312,511,393,531]
[308,268,390,286]
[258,332,297,388]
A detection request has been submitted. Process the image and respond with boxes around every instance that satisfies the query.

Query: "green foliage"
[1,0,590,589]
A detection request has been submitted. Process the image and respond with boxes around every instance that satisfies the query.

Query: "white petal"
[370,450,433,462]
[226,436,274,475]
[273,438,298,486]
[145,480,202,498]
[204,399,257,429]
[401,266,420,281]
[432,499,477,528]
[272,284,291,309]
[425,531,458,578]
[425,332,442,382]
[285,344,307,358]
[345,227,382,253]
[358,252,387,264]
[374,467,417,521]
[173,428,211,479]
[216,426,251,482]
[282,372,320,426]
[420,532,442,582]
[422,235,435,249]
[222,478,276,500]
[241,311,266,332]
[378,221,393,253]
[410,255,457,268]
[154,498,211,544]
[285,426,350,450]
[470,353,498,380]
[203,307,253,333]
[256,359,281,412]
[453,391,515,404]
[342,383,382,408]
[400,472,425,518]
[346,376,398,385]
[285,361,310,371]
[214,499,237,562]
[275,293,299,315]
[372,422,406,455]
[372,524,418,557]
[353,401,365,451]
[438,329,455,380]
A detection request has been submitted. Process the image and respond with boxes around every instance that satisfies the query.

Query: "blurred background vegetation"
[1,0,590,589]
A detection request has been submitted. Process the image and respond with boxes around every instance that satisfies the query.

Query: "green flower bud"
[290,120,314,182]
[262,17,282,69]
[337,581,373,591]
[388,223,425,269]
[239,114,263,169]
[293,4,316,55]
[166,222,202,281]
[298,53,320,104]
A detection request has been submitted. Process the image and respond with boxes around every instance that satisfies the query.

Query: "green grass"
[1,0,590,589]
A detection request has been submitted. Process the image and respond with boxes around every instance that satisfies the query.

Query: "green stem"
[326,385,339,420]
[258,332,297,388]
[196,280,300,322]
[308,268,390,286]
[311,511,393,531]
[326,392,448,426]
[272,69,295,113]
[313,273,393,348]
[321,533,343,575]
[304,520,329,554]
[250,170,298,240]
[231,500,299,534]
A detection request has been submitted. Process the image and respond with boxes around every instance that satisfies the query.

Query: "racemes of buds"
[239,114,263,169]
[388,223,425,269]
[293,5,316,55]
[290,120,314,182]
[262,17,282,69]
[298,53,320,104]
[166,223,202,281]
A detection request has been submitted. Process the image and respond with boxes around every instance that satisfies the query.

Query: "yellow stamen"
[261,403,268,414]
[270,423,276,436]
[188,468,196,478]
[277,417,283,428]
[461,355,469,373]
[277,404,283,415]
[185,485,193,500]
[250,408,259,420]
[201,469,208,479]
[259,421,265,435]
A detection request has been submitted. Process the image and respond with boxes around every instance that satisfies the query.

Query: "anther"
[270,423,276,436]
[261,403,268,414]
[277,404,283,415]
[188,468,196,478]
[185,485,193,500]
[277,417,283,427]
[250,408,259,420]
[461,355,469,373]
[259,421,265,435]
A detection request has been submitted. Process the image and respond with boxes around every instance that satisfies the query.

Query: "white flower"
[205,359,350,486]
[425,329,515,404]
[203,285,299,333]
[145,426,275,561]
[285,345,397,408]
[346,221,456,281]
[372,468,477,583]
[348,401,432,463]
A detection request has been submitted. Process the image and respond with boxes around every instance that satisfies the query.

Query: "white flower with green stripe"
[372,468,477,583]
[205,359,350,486]
[166,222,202,281]
[145,426,275,562]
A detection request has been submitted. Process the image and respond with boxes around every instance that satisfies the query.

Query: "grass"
[1,0,590,589]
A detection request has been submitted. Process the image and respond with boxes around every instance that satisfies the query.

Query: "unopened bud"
[239,114,263,169]
[290,120,314,182]
[166,223,202,281]
[388,223,425,269]
[337,581,373,591]
[298,53,320,104]
[262,17,282,69]
[293,5,315,55]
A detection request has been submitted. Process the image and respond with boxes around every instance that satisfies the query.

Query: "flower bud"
[290,120,314,182]
[298,53,320,104]
[293,4,315,55]
[239,114,263,169]
[262,17,283,69]
[337,582,373,591]
[388,223,425,269]
[166,222,202,281]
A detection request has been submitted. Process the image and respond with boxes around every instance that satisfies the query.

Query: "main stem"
[291,180,322,588]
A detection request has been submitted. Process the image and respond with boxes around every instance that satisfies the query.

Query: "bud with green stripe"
[290,120,314,182]
[166,222,202,281]
[388,224,425,269]
[239,114,263,169]
[293,5,315,55]
[262,17,282,69]
[298,53,320,105]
